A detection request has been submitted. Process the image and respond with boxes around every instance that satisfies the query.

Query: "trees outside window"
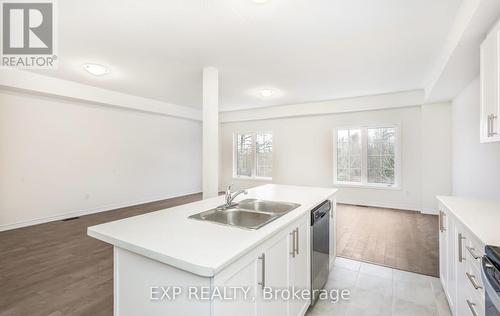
[335,126,400,188]
[234,132,273,179]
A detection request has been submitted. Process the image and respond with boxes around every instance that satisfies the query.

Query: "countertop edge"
[87,228,216,277]
[437,195,499,246]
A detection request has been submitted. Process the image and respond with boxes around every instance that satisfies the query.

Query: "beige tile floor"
[306,257,452,316]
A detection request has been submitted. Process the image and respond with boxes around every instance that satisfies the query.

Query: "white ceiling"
[37,0,462,111]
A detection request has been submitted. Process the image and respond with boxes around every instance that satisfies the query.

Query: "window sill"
[233,176,272,182]
[334,182,401,191]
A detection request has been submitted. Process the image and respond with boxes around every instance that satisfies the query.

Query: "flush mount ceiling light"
[252,0,270,3]
[82,63,109,76]
[259,89,275,97]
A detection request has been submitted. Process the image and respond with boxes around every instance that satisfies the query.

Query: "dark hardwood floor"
[0,193,202,316]
[336,204,439,277]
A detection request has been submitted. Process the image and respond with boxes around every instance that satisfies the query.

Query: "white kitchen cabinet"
[455,219,485,316]
[480,19,500,143]
[213,231,292,316]
[456,222,468,316]
[213,213,312,316]
[289,219,310,316]
[438,201,486,316]
[213,257,260,316]
[262,234,290,315]
[329,197,337,269]
[439,210,449,297]
[448,216,458,313]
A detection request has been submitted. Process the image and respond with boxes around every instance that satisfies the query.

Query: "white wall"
[421,103,452,212]
[451,78,500,199]
[220,105,452,213]
[0,89,202,231]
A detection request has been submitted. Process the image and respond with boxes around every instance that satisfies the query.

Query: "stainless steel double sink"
[189,199,301,230]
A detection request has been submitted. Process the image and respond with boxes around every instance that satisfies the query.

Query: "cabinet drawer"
[465,259,485,298]
[461,260,485,316]
[465,234,484,273]
[461,285,485,316]
[462,298,485,316]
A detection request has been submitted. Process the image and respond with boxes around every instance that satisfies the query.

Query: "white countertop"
[88,184,336,277]
[437,195,500,246]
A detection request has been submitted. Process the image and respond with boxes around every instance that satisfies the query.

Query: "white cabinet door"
[439,204,488,316]
[455,224,486,316]
[456,246,471,316]
[214,213,311,316]
[439,210,448,294]
[261,234,290,316]
[290,219,310,316]
[480,27,500,143]
[447,218,458,315]
[456,224,468,316]
[213,257,259,316]
[329,198,336,268]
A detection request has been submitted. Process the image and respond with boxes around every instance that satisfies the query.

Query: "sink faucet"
[224,184,248,208]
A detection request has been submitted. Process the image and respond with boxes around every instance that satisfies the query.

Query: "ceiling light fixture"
[259,89,274,97]
[82,63,109,76]
[252,0,270,3]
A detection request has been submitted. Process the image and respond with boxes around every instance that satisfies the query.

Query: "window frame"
[233,131,273,181]
[333,124,401,190]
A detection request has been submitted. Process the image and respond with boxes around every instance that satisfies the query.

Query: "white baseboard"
[0,188,201,232]
[337,200,423,213]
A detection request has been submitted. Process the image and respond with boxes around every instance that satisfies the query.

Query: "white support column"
[202,67,219,199]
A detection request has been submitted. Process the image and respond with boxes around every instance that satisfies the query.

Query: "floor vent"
[62,217,80,222]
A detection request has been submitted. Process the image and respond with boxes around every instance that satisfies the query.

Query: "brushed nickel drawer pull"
[466,300,478,316]
[295,228,299,255]
[466,246,481,260]
[466,272,483,290]
[439,211,443,232]
[440,211,446,232]
[488,114,498,137]
[488,115,492,137]
[258,253,265,289]
[290,231,296,258]
[458,233,466,263]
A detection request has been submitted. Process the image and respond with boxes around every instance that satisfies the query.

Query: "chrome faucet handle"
[225,184,233,204]
[226,189,247,207]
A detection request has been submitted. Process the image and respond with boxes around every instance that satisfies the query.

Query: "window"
[235,133,253,177]
[334,126,400,188]
[234,132,273,179]
[367,127,396,185]
[336,129,362,182]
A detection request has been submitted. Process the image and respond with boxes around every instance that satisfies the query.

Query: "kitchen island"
[88,184,337,316]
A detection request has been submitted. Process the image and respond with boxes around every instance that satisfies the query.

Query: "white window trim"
[333,124,401,190]
[232,131,273,181]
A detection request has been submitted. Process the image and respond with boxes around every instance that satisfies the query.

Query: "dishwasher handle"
[311,200,331,225]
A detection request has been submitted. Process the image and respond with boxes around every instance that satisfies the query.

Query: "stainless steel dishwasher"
[310,200,330,305]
